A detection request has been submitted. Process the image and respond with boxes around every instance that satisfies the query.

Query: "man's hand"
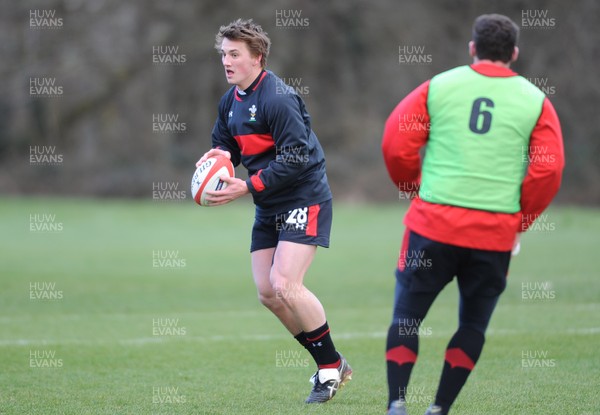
[196,148,231,167]
[205,176,249,206]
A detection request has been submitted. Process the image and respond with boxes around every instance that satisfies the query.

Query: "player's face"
[220,38,262,90]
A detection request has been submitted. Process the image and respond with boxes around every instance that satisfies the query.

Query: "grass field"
[0,197,599,414]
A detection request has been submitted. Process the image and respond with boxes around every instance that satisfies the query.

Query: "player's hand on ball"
[196,148,231,167]
[205,176,249,205]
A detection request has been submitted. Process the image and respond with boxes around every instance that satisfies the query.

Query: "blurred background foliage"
[1,0,598,203]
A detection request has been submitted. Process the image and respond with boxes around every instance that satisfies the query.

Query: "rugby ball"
[191,155,235,206]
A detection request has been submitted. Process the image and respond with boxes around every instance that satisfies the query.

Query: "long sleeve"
[519,98,565,231]
[381,81,430,193]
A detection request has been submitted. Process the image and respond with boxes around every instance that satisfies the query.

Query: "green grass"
[0,197,598,414]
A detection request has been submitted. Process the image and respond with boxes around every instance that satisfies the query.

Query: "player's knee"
[270,272,286,292]
[271,276,302,302]
[257,291,282,310]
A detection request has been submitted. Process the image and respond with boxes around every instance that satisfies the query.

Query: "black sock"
[294,332,319,365]
[304,322,340,368]
[434,327,485,414]
[386,320,419,408]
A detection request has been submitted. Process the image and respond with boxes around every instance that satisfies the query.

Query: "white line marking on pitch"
[0,327,598,347]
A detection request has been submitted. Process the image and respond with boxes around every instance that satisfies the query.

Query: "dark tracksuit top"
[211,70,332,216]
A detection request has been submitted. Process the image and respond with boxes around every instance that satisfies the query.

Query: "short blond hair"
[215,18,271,68]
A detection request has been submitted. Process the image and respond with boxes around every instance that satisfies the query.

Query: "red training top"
[381,62,564,253]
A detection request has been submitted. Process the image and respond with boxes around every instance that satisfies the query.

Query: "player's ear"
[511,46,519,63]
[468,41,477,58]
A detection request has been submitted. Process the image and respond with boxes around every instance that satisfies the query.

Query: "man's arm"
[381,81,430,194]
[520,98,565,231]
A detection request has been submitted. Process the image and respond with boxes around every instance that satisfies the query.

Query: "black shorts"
[392,230,511,333]
[250,199,332,252]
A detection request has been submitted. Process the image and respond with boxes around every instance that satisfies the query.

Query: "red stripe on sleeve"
[250,170,266,192]
[305,204,320,237]
[233,133,275,156]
